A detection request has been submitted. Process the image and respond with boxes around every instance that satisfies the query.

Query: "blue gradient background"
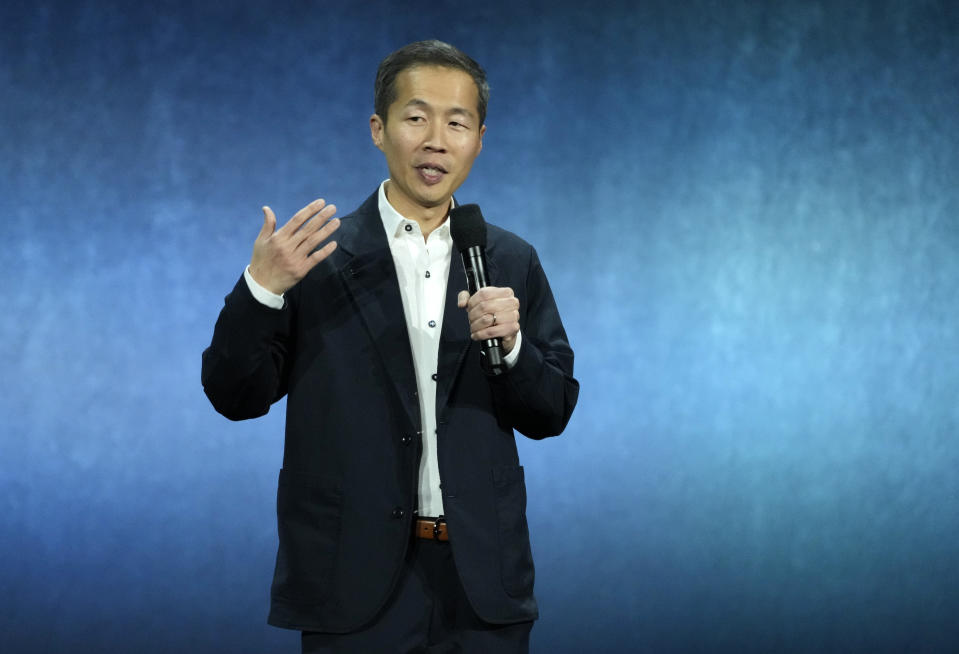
[3,1,958,652]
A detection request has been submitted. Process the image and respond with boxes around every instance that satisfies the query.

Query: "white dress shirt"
[244,181,520,517]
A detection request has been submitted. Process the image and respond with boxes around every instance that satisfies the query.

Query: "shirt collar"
[377,180,454,240]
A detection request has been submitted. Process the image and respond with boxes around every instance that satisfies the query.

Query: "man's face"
[370,65,485,219]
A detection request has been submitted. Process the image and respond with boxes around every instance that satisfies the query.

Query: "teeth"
[421,167,442,175]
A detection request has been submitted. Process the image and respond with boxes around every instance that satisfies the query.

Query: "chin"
[418,190,452,207]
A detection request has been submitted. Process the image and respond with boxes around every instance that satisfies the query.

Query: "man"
[202,40,578,653]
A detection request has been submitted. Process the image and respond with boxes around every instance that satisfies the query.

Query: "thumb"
[258,206,276,240]
[457,290,470,308]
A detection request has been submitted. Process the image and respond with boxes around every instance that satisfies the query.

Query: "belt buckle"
[432,516,446,539]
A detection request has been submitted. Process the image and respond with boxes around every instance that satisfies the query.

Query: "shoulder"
[486,222,536,258]
[334,191,381,240]
[485,222,549,290]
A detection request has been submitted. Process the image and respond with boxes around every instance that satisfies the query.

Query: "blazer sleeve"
[201,274,296,420]
[488,246,579,439]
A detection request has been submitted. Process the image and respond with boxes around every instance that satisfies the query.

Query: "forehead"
[390,65,480,116]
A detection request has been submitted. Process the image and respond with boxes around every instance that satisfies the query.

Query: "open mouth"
[416,164,448,184]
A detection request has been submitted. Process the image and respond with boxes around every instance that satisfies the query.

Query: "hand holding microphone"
[450,204,521,375]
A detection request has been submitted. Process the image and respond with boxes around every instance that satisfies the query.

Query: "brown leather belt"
[415,517,449,541]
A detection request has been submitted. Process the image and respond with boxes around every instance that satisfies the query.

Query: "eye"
[408,115,425,123]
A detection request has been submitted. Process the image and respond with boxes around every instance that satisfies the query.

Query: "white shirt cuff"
[504,330,522,369]
[244,266,285,309]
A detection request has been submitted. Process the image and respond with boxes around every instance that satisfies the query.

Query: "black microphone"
[450,204,507,376]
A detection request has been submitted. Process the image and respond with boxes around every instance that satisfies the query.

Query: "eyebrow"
[405,98,476,119]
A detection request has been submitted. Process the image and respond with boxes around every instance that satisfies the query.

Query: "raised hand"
[248,199,341,295]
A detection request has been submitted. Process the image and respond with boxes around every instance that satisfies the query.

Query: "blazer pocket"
[492,464,535,597]
[272,469,342,603]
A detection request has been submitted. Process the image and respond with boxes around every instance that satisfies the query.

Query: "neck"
[385,181,450,239]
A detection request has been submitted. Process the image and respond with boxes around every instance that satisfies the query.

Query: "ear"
[477,124,486,155]
[370,113,385,151]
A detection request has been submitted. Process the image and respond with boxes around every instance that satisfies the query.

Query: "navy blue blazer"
[201,191,578,632]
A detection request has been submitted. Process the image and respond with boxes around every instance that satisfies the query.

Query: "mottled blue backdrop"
[2,1,958,652]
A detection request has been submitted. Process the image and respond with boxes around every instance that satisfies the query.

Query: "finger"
[469,311,500,333]
[467,287,514,312]
[305,241,338,269]
[471,286,514,302]
[294,204,338,246]
[468,298,519,324]
[468,314,486,332]
[471,322,520,342]
[278,198,327,236]
[457,290,470,308]
[258,206,277,240]
[300,217,342,253]
[469,301,519,331]
[307,203,337,229]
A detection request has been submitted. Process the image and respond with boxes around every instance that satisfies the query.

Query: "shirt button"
[428,320,436,328]
[425,270,431,278]
[391,507,405,519]
[431,373,438,381]
[404,224,413,232]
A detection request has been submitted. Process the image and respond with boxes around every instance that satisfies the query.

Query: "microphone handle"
[462,248,489,292]
[462,247,507,376]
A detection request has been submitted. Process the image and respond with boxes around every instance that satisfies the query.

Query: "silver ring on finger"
[490,313,497,326]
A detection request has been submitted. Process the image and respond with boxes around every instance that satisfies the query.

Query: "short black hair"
[374,40,489,126]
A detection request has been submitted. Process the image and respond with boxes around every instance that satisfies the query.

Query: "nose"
[423,122,447,152]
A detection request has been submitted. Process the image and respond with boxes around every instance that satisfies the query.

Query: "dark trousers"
[301,536,533,653]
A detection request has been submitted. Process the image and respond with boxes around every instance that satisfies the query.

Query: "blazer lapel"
[437,259,470,415]
[337,194,420,431]
[436,243,502,415]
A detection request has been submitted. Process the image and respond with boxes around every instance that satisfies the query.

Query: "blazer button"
[391,507,405,519]
[401,434,412,445]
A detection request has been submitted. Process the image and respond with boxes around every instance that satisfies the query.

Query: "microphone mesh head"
[450,204,487,250]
